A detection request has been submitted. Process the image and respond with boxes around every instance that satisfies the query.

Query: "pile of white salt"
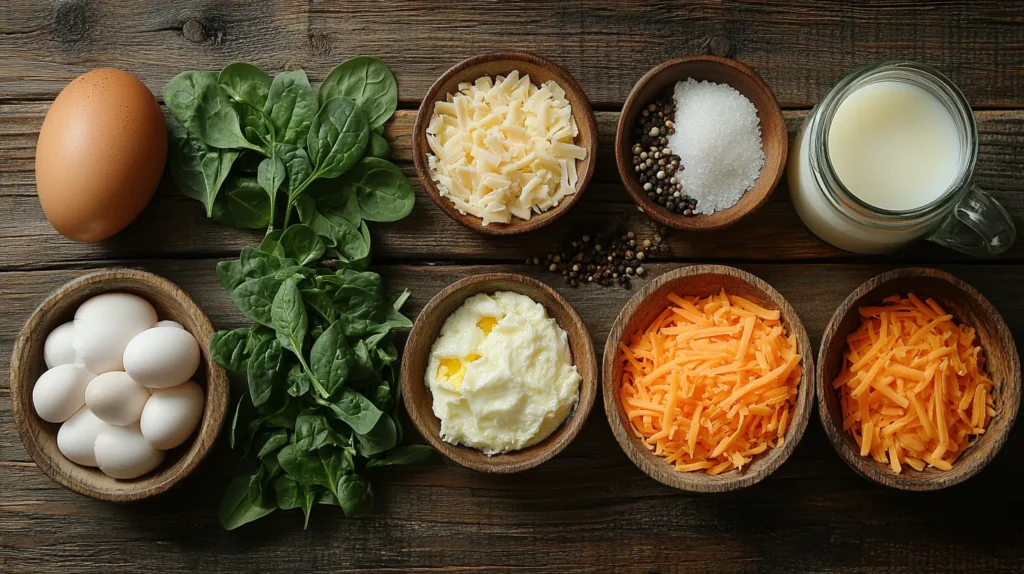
[666,78,765,215]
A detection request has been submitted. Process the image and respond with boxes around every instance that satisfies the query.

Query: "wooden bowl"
[9,269,229,501]
[818,268,1021,491]
[615,56,787,231]
[413,51,599,235]
[603,265,814,492]
[400,273,598,472]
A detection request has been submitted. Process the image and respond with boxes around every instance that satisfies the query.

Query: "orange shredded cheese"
[834,293,995,473]
[618,289,802,474]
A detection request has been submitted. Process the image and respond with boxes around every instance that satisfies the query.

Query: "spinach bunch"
[165,56,413,260]
[165,58,431,529]
[210,226,433,529]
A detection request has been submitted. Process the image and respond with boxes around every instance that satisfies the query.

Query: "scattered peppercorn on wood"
[834,293,995,473]
[618,289,802,474]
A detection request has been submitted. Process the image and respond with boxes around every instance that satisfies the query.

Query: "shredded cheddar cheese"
[618,289,802,475]
[834,293,995,473]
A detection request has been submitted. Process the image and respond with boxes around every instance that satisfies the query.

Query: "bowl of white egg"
[9,269,228,501]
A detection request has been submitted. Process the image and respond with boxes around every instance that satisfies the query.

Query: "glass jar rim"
[809,60,979,224]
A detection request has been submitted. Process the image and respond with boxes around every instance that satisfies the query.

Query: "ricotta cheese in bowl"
[425,291,581,454]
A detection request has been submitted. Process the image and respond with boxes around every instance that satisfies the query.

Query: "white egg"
[73,292,157,374]
[94,423,165,479]
[155,320,183,329]
[44,321,77,368]
[57,406,111,467]
[140,380,205,450]
[123,326,200,389]
[32,364,94,423]
[85,371,151,426]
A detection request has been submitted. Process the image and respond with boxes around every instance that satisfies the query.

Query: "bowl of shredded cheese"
[602,264,814,492]
[413,51,598,235]
[818,268,1020,490]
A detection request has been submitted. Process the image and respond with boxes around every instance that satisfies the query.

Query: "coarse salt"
[666,78,765,215]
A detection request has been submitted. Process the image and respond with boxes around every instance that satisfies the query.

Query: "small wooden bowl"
[603,265,814,492]
[818,268,1021,491]
[9,269,229,501]
[400,273,597,472]
[615,56,787,231]
[413,51,599,235]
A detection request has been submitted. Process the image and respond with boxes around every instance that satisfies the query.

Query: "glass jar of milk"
[789,61,1015,256]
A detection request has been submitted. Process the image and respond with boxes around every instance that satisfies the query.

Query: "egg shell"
[35,68,167,242]
[94,423,165,479]
[44,321,77,368]
[57,406,111,467]
[73,293,157,374]
[124,326,201,388]
[85,371,151,426]
[155,320,183,330]
[140,380,205,450]
[32,364,94,423]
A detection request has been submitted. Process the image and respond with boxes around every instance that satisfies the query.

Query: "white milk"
[789,81,962,253]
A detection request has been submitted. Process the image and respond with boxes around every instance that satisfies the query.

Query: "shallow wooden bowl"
[603,265,814,492]
[400,273,598,472]
[413,51,599,235]
[818,268,1020,491]
[615,56,787,231]
[9,269,229,501]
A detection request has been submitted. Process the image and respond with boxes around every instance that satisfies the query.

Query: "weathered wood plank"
[3,1,1024,108]
[3,107,1024,268]
[2,260,1024,572]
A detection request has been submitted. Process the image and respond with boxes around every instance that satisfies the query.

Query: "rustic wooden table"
[3,1,1024,572]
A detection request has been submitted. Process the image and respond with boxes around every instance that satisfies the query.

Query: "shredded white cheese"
[426,71,587,226]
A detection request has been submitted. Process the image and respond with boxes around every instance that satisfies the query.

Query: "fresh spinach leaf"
[273,473,300,509]
[306,97,369,179]
[247,338,284,407]
[230,394,260,452]
[231,275,283,326]
[210,328,252,373]
[220,473,276,530]
[257,155,287,226]
[366,445,435,468]
[217,259,246,293]
[319,388,383,435]
[257,428,289,459]
[218,63,271,109]
[301,288,334,322]
[286,364,311,397]
[354,412,398,456]
[258,231,286,258]
[318,56,398,129]
[279,143,314,202]
[167,121,240,217]
[366,132,389,159]
[340,158,414,222]
[165,71,261,151]
[264,70,318,147]
[271,279,307,355]
[337,474,374,518]
[309,322,354,397]
[294,412,346,451]
[332,285,388,337]
[295,196,371,264]
[279,224,325,266]
[211,175,271,229]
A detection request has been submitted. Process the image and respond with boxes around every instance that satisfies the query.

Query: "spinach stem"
[295,351,329,398]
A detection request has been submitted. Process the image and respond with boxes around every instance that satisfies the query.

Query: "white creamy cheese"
[425,291,581,454]
[426,71,587,226]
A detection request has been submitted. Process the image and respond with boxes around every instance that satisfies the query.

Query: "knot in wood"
[704,35,732,57]
[308,32,332,58]
[182,18,207,44]
[53,0,93,50]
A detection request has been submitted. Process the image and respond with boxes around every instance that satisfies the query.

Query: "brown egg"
[35,69,167,242]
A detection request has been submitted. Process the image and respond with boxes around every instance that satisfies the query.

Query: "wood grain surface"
[3,1,1024,572]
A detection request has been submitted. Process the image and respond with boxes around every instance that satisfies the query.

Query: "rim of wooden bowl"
[817,267,1021,491]
[412,51,599,236]
[400,273,598,473]
[615,55,787,231]
[602,264,815,492]
[9,269,229,502]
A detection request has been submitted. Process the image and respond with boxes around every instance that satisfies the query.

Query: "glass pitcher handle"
[927,184,1016,256]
